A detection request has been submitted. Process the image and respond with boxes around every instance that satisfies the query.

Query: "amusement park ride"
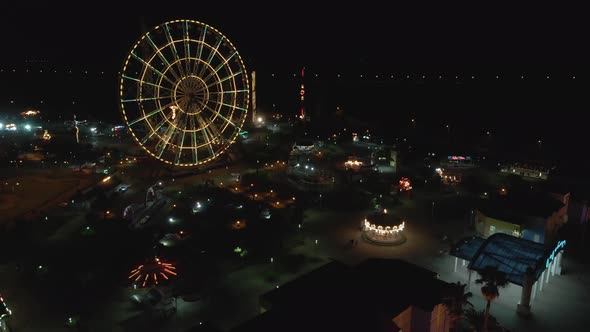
[119,19,250,169]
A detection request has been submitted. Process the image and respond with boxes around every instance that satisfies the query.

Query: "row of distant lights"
[6,100,76,104]
[0,69,106,75]
[0,70,174,77]
[0,69,579,80]
[272,73,577,80]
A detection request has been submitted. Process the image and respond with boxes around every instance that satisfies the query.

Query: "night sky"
[1,3,589,170]
[2,3,589,69]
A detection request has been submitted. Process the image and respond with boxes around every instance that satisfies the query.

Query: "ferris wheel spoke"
[163,23,180,62]
[145,34,182,82]
[197,36,224,79]
[206,71,242,89]
[128,101,176,126]
[138,104,177,142]
[177,97,189,111]
[199,111,228,149]
[207,119,226,145]
[202,102,240,130]
[208,89,249,95]
[122,75,174,93]
[202,51,238,84]
[206,97,248,112]
[156,123,177,158]
[163,23,186,78]
[153,108,183,156]
[131,51,177,87]
[175,129,186,165]
[189,115,199,164]
[191,26,208,75]
[174,111,189,161]
[122,95,172,103]
[195,114,216,158]
[142,116,170,145]
[183,21,192,75]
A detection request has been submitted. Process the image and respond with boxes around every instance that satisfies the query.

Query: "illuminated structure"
[298,67,307,121]
[230,219,247,230]
[21,109,40,117]
[435,168,461,185]
[500,161,551,180]
[42,129,51,141]
[343,157,374,173]
[120,19,249,167]
[399,177,412,191]
[73,114,80,143]
[362,210,406,245]
[251,70,257,124]
[344,159,363,169]
[474,191,568,244]
[128,257,177,288]
[442,155,476,169]
[451,234,565,316]
[0,292,11,320]
[290,139,315,154]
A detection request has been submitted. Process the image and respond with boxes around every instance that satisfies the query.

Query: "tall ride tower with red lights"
[298,67,308,121]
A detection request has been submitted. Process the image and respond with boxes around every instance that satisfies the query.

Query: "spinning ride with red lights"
[128,257,177,288]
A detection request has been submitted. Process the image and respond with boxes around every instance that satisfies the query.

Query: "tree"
[442,281,473,332]
[475,266,508,332]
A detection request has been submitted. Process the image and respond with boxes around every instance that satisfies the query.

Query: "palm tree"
[475,266,508,332]
[442,281,473,331]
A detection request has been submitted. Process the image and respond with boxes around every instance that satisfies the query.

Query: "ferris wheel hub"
[174,75,209,115]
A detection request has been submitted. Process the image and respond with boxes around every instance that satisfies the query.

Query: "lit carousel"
[361,209,406,245]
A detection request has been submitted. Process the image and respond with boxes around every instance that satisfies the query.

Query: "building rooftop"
[234,258,450,332]
[450,236,486,261]
[477,191,564,225]
[502,160,554,173]
[451,233,563,286]
[536,181,570,196]
[184,322,223,332]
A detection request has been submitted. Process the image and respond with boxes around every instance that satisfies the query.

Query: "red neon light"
[301,67,305,78]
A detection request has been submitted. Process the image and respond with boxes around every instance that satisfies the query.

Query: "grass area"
[0,174,93,222]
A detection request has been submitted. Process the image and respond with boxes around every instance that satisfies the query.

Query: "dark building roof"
[451,233,564,286]
[184,322,223,332]
[537,181,570,196]
[450,236,486,261]
[477,191,564,225]
[233,258,450,332]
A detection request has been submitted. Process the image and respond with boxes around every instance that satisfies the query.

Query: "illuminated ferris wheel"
[120,19,249,167]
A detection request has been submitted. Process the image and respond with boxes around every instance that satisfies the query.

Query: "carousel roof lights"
[364,219,405,235]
